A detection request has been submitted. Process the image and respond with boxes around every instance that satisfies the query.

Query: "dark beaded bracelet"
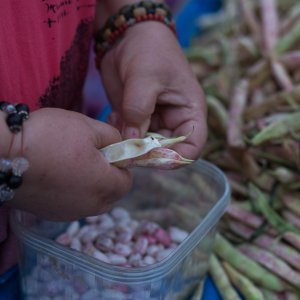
[7,174,23,189]
[0,101,30,133]
[94,1,176,68]
[15,103,30,120]
[0,101,30,206]
[0,157,29,205]
[0,171,8,185]
[6,113,23,133]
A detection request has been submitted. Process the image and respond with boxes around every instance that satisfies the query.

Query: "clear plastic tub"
[12,159,230,300]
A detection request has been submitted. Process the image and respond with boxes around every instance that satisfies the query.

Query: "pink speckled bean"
[145,235,157,245]
[129,220,139,231]
[82,243,95,254]
[143,255,156,265]
[93,249,110,263]
[157,245,165,253]
[156,249,174,261]
[102,228,117,239]
[111,207,130,220]
[95,236,114,252]
[128,253,142,267]
[80,230,99,244]
[115,223,133,234]
[115,218,131,228]
[107,253,127,265]
[114,243,132,257]
[146,245,161,257]
[169,227,189,243]
[70,238,82,251]
[117,229,134,244]
[139,221,159,235]
[66,221,80,237]
[76,225,91,238]
[133,237,148,255]
[56,233,72,246]
[98,214,115,230]
[85,215,100,224]
[154,228,171,247]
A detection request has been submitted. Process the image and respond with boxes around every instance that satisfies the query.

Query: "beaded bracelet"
[0,101,29,133]
[0,101,30,205]
[94,1,176,68]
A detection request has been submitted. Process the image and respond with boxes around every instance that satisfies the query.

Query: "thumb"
[84,116,122,148]
[121,76,158,138]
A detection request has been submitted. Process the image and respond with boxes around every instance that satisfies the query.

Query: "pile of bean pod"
[55,207,189,268]
[186,0,300,299]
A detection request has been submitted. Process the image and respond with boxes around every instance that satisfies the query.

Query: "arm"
[94,0,207,159]
[0,108,131,221]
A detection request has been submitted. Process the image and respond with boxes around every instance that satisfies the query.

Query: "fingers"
[149,88,207,159]
[171,117,208,160]
[85,117,133,198]
[106,111,121,129]
[89,153,132,217]
[84,116,122,148]
[121,75,158,138]
[102,164,132,200]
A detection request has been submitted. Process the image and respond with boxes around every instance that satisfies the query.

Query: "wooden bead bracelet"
[94,1,176,68]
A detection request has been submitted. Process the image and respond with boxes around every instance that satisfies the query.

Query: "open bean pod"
[100,132,194,170]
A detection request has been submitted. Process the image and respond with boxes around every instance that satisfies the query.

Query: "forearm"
[95,0,165,29]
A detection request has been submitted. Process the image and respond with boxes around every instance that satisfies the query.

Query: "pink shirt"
[0,0,96,275]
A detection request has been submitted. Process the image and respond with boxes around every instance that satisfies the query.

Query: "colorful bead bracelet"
[94,1,176,68]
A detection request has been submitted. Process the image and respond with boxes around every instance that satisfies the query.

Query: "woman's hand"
[100,21,207,159]
[8,108,131,221]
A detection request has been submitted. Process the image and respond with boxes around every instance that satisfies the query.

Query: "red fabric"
[0,0,96,111]
[0,0,96,275]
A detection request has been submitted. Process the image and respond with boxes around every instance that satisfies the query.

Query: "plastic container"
[12,159,230,300]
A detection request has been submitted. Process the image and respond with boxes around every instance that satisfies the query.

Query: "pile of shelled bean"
[186,0,300,299]
[55,207,189,267]
[22,207,193,300]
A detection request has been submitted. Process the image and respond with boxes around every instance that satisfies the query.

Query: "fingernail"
[107,112,119,126]
[123,126,140,139]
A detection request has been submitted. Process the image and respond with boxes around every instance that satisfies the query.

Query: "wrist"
[0,111,13,157]
[95,0,165,30]
[94,1,175,66]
